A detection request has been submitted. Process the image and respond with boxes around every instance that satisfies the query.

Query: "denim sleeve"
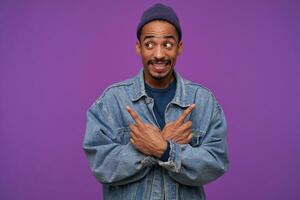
[82,100,156,186]
[158,98,229,186]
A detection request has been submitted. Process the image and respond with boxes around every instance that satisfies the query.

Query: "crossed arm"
[84,98,228,186]
[127,102,228,186]
[126,104,196,158]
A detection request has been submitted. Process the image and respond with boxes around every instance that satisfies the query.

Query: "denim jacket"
[83,69,229,200]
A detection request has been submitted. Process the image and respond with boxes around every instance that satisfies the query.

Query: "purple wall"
[1,1,300,199]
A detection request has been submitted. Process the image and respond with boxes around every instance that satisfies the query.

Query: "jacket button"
[145,98,153,104]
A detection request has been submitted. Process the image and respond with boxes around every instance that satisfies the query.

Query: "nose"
[153,46,165,60]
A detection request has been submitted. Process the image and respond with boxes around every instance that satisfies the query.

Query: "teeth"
[154,64,165,67]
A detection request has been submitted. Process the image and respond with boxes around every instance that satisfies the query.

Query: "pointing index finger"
[175,104,196,125]
[126,106,143,126]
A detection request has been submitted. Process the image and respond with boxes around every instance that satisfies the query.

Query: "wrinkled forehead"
[142,35,177,43]
[140,20,179,41]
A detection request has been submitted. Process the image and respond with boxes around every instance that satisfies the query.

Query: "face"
[136,20,183,86]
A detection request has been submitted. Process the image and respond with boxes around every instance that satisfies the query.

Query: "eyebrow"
[142,35,176,42]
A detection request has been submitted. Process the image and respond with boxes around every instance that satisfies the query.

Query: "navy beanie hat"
[137,3,182,41]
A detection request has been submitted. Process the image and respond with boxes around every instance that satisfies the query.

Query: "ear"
[177,41,183,55]
[135,40,142,56]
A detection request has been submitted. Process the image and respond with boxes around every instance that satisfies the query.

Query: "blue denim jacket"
[83,70,229,200]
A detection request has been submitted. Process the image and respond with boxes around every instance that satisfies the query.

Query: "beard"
[143,57,176,82]
[150,73,168,80]
[147,63,174,80]
[147,58,172,76]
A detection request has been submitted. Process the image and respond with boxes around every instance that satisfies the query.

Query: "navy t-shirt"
[145,79,177,130]
[145,79,176,162]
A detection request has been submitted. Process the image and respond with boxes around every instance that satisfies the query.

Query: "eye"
[144,42,154,49]
[165,42,173,49]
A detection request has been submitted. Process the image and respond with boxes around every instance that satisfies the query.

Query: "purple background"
[1,1,300,199]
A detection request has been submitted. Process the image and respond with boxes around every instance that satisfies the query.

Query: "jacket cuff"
[140,156,157,167]
[157,141,181,173]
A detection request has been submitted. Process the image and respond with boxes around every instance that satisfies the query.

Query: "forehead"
[141,20,178,41]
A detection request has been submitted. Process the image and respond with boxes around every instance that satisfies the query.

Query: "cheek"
[171,52,179,60]
[142,56,149,64]
[166,50,178,58]
[141,54,151,63]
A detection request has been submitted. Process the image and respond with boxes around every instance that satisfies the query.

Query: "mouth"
[149,60,171,72]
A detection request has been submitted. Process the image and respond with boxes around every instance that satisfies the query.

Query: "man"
[83,3,229,200]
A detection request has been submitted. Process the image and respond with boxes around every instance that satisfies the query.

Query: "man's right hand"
[162,104,196,144]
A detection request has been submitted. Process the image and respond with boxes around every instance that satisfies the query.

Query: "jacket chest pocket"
[114,127,131,145]
[189,129,206,147]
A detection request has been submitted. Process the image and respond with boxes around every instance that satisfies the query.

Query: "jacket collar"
[132,69,191,108]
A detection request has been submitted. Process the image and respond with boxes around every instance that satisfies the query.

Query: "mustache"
[148,59,171,65]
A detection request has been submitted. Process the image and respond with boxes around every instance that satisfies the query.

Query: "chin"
[149,70,172,80]
[151,74,167,80]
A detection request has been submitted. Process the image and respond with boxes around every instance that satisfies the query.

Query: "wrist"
[154,140,168,158]
[159,141,170,162]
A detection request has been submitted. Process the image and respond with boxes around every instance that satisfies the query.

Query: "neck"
[144,71,175,89]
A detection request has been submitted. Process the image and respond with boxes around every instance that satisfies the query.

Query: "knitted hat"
[136,3,182,41]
